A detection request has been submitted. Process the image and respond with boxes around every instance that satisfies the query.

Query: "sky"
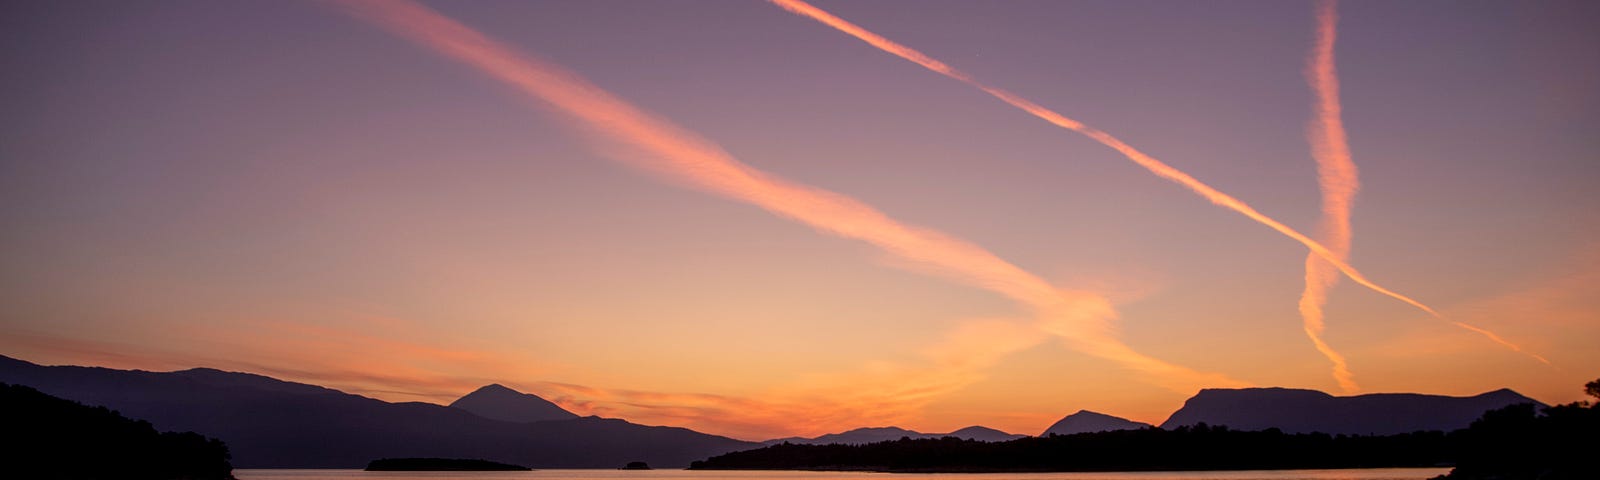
[2,0,1597,441]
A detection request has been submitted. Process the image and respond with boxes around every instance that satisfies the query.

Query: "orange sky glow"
[2,0,1596,441]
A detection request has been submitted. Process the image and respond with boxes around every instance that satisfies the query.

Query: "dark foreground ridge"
[366,457,530,471]
[1,382,235,480]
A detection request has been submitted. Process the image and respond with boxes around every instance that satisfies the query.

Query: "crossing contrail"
[768,0,1548,363]
[1301,0,1361,392]
[330,0,1245,394]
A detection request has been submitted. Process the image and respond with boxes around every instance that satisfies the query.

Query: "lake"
[235,468,1450,480]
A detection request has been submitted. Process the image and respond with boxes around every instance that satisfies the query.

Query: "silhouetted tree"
[1,383,234,480]
[693,379,1600,476]
[1431,377,1598,480]
[691,425,1456,472]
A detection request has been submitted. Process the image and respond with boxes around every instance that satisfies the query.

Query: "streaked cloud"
[767,0,1547,364]
[330,0,1241,396]
[1299,0,1360,392]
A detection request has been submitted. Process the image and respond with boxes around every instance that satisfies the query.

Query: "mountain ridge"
[1160,386,1545,435]
[1043,409,1152,436]
[0,354,753,468]
[765,424,1024,445]
[1,354,1550,465]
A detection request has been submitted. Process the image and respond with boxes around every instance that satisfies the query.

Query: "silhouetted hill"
[0,355,754,468]
[765,425,1023,445]
[947,425,1026,442]
[1043,410,1151,436]
[810,426,921,445]
[1,382,235,480]
[448,383,576,423]
[1161,387,1544,434]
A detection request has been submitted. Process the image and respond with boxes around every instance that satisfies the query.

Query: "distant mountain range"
[765,425,1025,445]
[1160,387,1545,435]
[0,355,754,468]
[1042,410,1152,436]
[0,354,1550,468]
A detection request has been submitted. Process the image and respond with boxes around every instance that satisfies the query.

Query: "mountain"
[448,383,576,423]
[1160,387,1545,435]
[0,355,755,468]
[1042,410,1151,436]
[945,425,1027,442]
[766,425,1024,445]
[809,426,921,445]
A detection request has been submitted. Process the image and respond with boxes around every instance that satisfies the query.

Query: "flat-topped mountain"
[0,355,754,468]
[1160,387,1544,434]
[766,425,1023,445]
[449,383,576,423]
[1043,410,1151,436]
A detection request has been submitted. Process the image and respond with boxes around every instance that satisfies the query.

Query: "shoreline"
[690,466,1454,474]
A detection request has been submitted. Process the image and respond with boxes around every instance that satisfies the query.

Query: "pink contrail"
[329,0,1244,393]
[1298,0,1545,371]
[769,0,1549,362]
[1301,0,1360,392]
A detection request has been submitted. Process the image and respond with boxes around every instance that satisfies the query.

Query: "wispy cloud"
[522,317,1053,439]
[767,0,1547,364]
[1300,0,1360,392]
[327,0,1244,431]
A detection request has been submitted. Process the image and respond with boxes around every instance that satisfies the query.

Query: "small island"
[365,457,531,471]
[620,461,652,470]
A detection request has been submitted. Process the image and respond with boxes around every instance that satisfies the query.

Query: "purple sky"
[2,0,1597,439]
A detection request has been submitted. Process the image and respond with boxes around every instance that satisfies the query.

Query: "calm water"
[235,468,1449,480]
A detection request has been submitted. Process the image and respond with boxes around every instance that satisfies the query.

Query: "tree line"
[693,378,1598,479]
[2,383,235,480]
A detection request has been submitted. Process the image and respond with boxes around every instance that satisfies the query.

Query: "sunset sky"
[2,0,1597,441]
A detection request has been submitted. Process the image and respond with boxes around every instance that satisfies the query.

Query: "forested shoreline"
[694,379,1599,479]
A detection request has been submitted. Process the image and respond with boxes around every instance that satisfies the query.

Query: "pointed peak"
[1067,410,1122,419]
[1476,388,1538,402]
[469,383,520,395]
[1044,409,1151,436]
[449,383,577,423]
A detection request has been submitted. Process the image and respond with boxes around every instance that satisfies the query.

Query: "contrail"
[330,0,1245,394]
[1298,0,1545,369]
[768,0,1548,362]
[1301,0,1360,392]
